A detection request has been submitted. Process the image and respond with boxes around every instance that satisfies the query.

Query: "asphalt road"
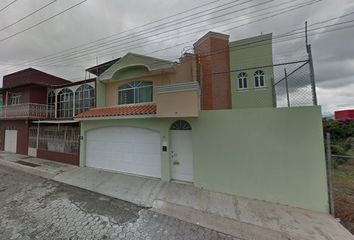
[0,165,238,240]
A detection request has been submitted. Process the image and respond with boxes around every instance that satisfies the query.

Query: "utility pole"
[306,21,318,106]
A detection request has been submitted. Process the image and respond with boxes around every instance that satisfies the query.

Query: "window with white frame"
[254,70,265,88]
[10,93,21,105]
[75,84,95,115]
[48,91,55,118]
[57,88,73,118]
[238,72,248,89]
[118,81,153,105]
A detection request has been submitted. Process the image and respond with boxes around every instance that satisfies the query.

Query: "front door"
[170,121,194,182]
[5,130,17,153]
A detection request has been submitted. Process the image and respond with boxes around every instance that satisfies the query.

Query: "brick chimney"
[194,32,232,110]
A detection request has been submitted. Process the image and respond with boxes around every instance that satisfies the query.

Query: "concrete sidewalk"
[0,151,353,240]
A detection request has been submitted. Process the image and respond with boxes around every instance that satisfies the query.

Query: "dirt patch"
[334,161,354,234]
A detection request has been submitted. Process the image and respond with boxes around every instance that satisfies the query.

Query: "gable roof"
[85,58,121,76]
[98,52,176,81]
[2,68,71,89]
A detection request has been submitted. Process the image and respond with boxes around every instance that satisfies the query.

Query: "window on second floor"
[238,72,248,89]
[75,84,95,115]
[254,70,265,88]
[118,81,153,105]
[57,88,73,118]
[48,91,56,118]
[10,93,21,105]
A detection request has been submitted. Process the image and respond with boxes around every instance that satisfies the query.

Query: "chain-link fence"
[272,60,316,107]
[325,131,354,225]
[232,57,316,108]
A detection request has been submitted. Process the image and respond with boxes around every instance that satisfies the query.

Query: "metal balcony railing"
[0,103,53,119]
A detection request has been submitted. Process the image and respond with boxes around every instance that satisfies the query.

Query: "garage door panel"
[86,126,161,178]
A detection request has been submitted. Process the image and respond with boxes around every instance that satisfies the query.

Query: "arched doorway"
[170,120,194,182]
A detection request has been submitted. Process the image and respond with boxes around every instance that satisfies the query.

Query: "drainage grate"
[15,160,40,168]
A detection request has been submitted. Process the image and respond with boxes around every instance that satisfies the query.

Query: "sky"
[0,0,353,115]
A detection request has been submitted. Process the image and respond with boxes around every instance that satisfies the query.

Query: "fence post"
[271,77,277,108]
[284,68,290,108]
[326,132,335,216]
[307,45,318,106]
[306,22,318,106]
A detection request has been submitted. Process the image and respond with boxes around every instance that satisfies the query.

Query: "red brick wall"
[0,120,29,155]
[37,149,79,166]
[195,35,232,110]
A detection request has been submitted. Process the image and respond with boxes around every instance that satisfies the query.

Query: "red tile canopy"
[76,104,156,119]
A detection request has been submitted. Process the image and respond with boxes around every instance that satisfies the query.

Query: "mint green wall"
[98,52,174,81]
[79,106,328,212]
[189,106,328,212]
[230,34,275,109]
[112,65,151,80]
[96,80,106,108]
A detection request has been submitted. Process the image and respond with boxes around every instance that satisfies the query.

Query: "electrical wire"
[0,0,88,43]
[0,0,57,32]
[0,0,18,13]
[4,0,311,69]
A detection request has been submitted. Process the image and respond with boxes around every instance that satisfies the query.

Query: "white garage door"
[86,126,161,178]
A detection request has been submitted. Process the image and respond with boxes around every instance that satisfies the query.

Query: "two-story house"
[76,32,275,181]
[75,32,329,213]
[0,68,100,165]
[0,68,70,155]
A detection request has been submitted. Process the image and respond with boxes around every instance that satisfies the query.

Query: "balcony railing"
[0,103,53,119]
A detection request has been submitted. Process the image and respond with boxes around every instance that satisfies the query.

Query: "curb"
[152,200,297,240]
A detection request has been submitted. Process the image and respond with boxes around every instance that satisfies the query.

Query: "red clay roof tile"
[76,104,156,119]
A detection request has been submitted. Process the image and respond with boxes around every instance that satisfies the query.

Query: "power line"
[1,0,222,67]
[0,0,321,76]
[282,10,354,35]
[27,0,272,66]
[0,0,88,43]
[37,0,319,67]
[2,0,346,76]
[7,0,307,69]
[3,0,261,68]
[2,22,352,79]
[0,0,18,13]
[0,0,57,32]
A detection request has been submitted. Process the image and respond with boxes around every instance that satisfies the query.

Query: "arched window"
[47,91,56,118]
[57,88,73,118]
[170,120,192,130]
[254,70,265,88]
[238,72,248,89]
[75,84,95,115]
[118,81,153,105]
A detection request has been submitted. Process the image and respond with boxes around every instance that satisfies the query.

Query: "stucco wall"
[156,91,200,117]
[230,34,275,109]
[96,55,195,108]
[79,106,328,212]
[189,106,328,212]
